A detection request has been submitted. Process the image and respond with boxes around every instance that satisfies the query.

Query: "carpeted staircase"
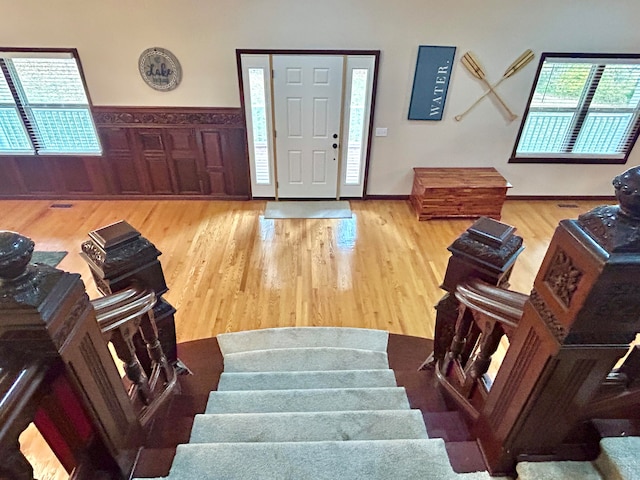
[137,327,501,479]
[135,327,639,480]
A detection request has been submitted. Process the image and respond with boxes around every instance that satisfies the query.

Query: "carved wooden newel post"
[0,231,141,479]
[476,167,640,475]
[80,221,178,369]
[422,217,524,369]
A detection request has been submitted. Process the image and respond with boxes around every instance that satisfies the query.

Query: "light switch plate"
[375,128,388,137]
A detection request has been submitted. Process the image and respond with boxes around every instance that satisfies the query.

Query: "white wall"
[2,0,639,196]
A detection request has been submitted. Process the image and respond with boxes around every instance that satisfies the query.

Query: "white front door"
[273,55,344,198]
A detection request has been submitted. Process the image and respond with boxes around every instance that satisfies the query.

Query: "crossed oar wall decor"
[455,49,535,122]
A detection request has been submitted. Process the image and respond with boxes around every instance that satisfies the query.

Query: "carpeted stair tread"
[596,436,640,480]
[189,410,428,443]
[164,439,462,479]
[516,460,602,479]
[205,387,410,414]
[217,369,397,390]
[217,326,388,354]
[223,347,388,372]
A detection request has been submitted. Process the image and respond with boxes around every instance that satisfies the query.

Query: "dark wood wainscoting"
[0,107,250,199]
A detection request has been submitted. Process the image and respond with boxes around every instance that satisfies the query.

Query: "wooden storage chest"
[410,167,511,220]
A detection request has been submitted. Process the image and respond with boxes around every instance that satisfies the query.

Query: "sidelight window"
[344,68,369,185]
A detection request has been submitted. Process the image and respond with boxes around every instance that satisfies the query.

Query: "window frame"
[0,47,102,156]
[509,52,640,165]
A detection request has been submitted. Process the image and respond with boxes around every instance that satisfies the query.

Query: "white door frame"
[238,49,379,200]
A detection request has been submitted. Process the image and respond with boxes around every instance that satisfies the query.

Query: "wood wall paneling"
[53,157,94,193]
[201,130,227,195]
[134,129,174,194]
[100,128,145,195]
[83,157,111,195]
[0,157,25,195]
[16,157,59,193]
[0,107,250,199]
[166,129,208,195]
[172,156,207,194]
[108,153,145,195]
[222,128,250,196]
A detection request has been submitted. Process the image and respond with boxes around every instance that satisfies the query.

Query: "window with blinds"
[511,53,640,164]
[0,50,101,155]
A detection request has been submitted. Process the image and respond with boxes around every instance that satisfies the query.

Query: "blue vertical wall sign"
[408,45,456,121]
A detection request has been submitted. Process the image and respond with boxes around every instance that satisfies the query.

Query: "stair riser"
[223,347,388,372]
[217,327,389,354]
[217,370,397,391]
[190,410,428,443]
[205,387,410,414]
[168,440,457,480]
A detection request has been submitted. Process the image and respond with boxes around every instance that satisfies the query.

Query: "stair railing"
[92,286,178,426]
[436,279,527,420]
[432,166,640,476]
[420,216,524,371]
[0,229,179,479]
[80,220,180,373]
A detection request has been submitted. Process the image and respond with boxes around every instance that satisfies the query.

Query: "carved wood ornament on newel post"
[475,166,640,475]
[0,231,141,479]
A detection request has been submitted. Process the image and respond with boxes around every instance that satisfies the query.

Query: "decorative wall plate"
[138,47,182,91]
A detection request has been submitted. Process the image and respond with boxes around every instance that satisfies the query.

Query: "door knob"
[332,143,338,149]
[333,134,338,139]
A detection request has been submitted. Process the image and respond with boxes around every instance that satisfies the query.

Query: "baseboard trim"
[0,194,251,201]
[364,195,411,200]
[506,195,616,201]
[364,195,614,201]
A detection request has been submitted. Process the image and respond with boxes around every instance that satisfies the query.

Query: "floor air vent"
[50,203,73,209]
[557,203,579,208]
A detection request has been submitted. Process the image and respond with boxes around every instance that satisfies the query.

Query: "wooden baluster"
[110,328,153,405]
[460,322,481,367]
[138,311,173,385]
[462,319,505,396]
[442,307,475,374]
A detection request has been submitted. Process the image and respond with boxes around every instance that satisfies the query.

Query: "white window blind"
[0,51,101,155]
[513,55,640,163]
[345,68,368,185]
[248,68,270,185]
[0,70,33,153]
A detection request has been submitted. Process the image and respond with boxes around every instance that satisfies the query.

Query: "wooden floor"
[1,198,605,342]
[3,197,607,479]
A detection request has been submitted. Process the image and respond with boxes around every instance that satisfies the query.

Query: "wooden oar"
[459,51,518,121]
[455,50,535,121]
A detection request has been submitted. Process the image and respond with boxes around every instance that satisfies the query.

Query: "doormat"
[31,251,68,267]
[264,201,352,219]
